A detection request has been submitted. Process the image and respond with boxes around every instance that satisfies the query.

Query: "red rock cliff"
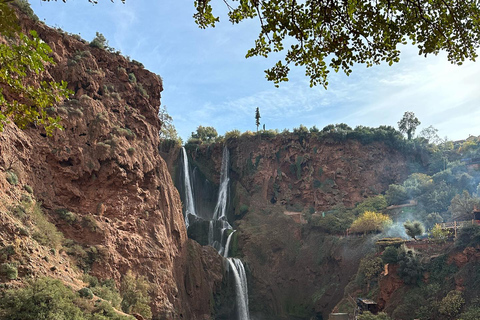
[0,9,222,319]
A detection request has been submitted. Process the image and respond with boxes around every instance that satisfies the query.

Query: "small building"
[474,207,480,222]
[357,298,378,314]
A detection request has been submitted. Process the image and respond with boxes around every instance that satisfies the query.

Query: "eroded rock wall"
[0,10,222,319]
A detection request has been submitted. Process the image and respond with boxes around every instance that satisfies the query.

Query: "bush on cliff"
[0,277,134,320]
[120,270,152,320]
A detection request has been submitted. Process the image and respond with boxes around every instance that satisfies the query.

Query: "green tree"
[0,2,72,135]
[0,277,85,320]
[385,184,409,206]
[398,111,420,140]
[0,29,72,135]
[397,245,423,285]
[381,246,399,264]
[349,211,392,234]
[255,107,260,132]
[120,270,152,319]
[194,0,480,88]
[424,212,443,230]
[419,125,441,145]
[439,290,464,320]
[449,190,480,221]
[403,173,433,198]
[355,195,388,215]
[358,256,384,291]
[158,105,181,144]
[403,220,425,240]
[429,223,450,243]
[89,31,108,49]
[190,125,218,143]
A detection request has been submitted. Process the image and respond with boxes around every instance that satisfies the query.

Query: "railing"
[439,220,474,229]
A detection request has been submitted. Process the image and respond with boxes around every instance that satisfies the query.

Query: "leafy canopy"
[194,0,480,88]
[0,2,72,135]
[404,220,425,240]
[398,111,420,140]
[349,210,392,234]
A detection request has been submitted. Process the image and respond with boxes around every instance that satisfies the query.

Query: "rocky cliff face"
[181,135,410,318]
[0,9,222,319]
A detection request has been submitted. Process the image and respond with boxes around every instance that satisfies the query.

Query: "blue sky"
[30,0,480,142]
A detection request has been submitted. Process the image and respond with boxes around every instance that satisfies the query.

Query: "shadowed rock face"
[0,9,223,319]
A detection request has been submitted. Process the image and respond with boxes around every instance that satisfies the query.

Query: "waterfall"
[213,146,230,220]
[180,145,250,320]
[181,147,197,228]
[228,258,250,320]
[224,230,236,258]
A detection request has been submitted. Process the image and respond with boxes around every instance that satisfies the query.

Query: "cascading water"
[180,146,250,320]
[213,146,230,220]
[181,147,197,228]
[224,230,236,258]
[227,258,250,320]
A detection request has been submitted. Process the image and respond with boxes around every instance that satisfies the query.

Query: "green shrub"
[0,245,16,261]
[6,170,18,185]
[355,195,388,214]
[78,287,94,299]
[455,224,480,249]
[404,220,425,240]
[358,312,392,320]
[127,147,135,155]
[91,281,122,308]
[81,215,98,232]
[225,129,241,139]
[10,204,26,220]
[439,290,464,319]
[312,210,355,234]
[381,246,399,264]
[20,194,32,203]
[239,204,249,215]
[113,127,136,140]
[385,184,409,205]
[23,185,33,194]
[0,277,84,319]
[90,32,108,49]
[128,73,136,83]
[0,263,18,279]
[397,245,423,285]
[12,0,39,21]
[120,270,152,319]
[136,83,149,98]
[30,204,64,249]
[56,208,77,224]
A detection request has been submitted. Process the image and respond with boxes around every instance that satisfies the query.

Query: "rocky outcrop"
[0,9,222,319]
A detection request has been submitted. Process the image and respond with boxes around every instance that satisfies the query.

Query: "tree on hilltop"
[190,125,218,143]
[255,107,261,132]
[398,111,420,140]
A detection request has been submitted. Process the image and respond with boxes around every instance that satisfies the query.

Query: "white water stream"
[181,147,197,228]
[227,258,251,320]
[181,146,250,320]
